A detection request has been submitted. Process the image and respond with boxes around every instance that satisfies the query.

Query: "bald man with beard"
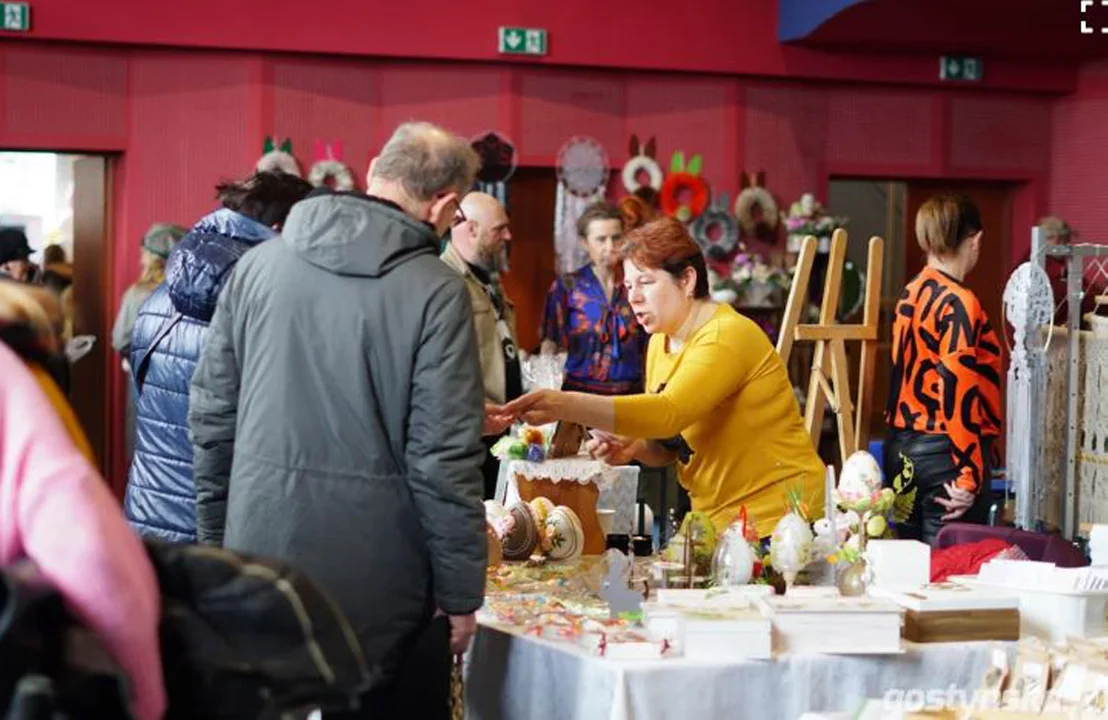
[441,192,521,498]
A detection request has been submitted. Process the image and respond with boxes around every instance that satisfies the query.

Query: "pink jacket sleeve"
[0,345,165,720]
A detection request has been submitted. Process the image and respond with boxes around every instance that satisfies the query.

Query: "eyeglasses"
[452,200,467,228]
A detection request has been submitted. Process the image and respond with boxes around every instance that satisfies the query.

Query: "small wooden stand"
[549,421,586,459]
[777,229,884,463]
[515,477,606,555]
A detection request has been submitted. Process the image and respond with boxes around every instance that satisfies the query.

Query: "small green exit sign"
[498,26,547,56]
[0,2,29,32]
[940,55,983,82]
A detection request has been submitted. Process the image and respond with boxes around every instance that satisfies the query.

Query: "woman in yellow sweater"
[502,217,824,533]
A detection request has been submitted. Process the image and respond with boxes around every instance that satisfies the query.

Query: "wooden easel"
[776,229,884,463]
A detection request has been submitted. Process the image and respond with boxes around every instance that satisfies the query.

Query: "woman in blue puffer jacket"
[124,171,313,542]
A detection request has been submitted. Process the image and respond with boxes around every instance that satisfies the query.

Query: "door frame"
[69,154,118,489]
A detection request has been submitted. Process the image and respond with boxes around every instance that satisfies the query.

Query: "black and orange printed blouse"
[886,266,1003,492]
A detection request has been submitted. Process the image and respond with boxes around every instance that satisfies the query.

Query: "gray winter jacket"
[188,192,488,670]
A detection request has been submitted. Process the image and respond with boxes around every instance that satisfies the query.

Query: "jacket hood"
[281,192,440,278]
[166,209,274,322]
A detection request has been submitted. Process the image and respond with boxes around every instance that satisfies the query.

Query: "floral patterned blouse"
[541,265,647,395]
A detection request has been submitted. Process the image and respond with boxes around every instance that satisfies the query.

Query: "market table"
[465,623,1008,720]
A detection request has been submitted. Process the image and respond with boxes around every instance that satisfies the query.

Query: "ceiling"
[780,0,1108,64]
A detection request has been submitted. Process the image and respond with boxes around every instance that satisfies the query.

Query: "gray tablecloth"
[466,624,1009,720]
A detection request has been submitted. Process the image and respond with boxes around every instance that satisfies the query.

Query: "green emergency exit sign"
[498,26,547,56]
[0,2,28,32]
[940,55,983,82]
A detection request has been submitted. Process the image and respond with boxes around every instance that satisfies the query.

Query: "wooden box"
[873,584,1021,643]
[903,608,1020,643]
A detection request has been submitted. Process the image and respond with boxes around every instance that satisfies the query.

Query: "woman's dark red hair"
[621,217,709,299]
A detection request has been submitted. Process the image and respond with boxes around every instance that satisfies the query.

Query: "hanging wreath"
[308,140,355,191]
[621,134,663,195]
[557,136,610,198]
[471,131,517,185]
[690,193,739,260]
[659,151,710,222]
[256,136,301,177]
[734,171,779,238]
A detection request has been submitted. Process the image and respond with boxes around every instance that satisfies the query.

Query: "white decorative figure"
[770,512,814,590]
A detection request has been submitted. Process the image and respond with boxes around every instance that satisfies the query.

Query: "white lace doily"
[1003,262,1054,352]
[505,456,620,489]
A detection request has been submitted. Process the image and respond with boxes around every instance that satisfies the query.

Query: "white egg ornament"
[711,522,757,586]
[835,451,884,512]
[769,511,814,589]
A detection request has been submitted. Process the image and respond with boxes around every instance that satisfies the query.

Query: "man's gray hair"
[373,122,481,202]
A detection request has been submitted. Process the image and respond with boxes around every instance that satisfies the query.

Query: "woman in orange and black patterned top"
[884,194,1003,545]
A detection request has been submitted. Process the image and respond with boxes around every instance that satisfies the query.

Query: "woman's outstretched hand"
[500,389,562,426]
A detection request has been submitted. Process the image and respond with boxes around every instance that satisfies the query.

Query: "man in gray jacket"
[189,121,488,719]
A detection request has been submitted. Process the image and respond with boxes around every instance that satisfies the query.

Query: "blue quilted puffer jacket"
[124,209,275,542]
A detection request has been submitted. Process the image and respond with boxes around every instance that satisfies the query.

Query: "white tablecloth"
[466,624,1009,720]
[495,459,641,536]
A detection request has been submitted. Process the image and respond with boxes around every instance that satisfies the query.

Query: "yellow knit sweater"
[613,304,824,533]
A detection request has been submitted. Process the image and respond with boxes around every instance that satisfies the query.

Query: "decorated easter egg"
[769,511,814,576]
[502,502,540,560]
[836,451,883,509]
[545,506,584,561]
[711,523,756,586]
[530,497,556,527]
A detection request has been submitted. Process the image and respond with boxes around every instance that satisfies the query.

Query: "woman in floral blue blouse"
[541,202,647,395]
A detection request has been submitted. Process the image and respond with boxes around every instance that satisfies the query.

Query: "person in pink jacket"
[0,341,165,720]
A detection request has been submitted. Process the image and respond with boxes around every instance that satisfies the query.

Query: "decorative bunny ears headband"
[257,136,301,177]
[263,137,293,155]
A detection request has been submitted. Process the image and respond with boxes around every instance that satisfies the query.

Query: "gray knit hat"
[142,223,187,259]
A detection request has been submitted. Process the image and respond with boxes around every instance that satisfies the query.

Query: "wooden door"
[500,167,558,354]
[69,156,113,484]
[900,180,1013,457]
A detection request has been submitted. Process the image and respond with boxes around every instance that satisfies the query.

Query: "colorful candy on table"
[480,592,660,658]
[480,553,669,659]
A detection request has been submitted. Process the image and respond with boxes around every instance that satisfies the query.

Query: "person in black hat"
[0,227,40,284]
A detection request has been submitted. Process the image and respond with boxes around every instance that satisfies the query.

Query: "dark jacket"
[0,560,132,719]
[188,192,488,672]
[124,209,275,543]
[146,540,372,719]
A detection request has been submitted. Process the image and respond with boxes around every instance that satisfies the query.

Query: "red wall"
[0,42,1057,484]
[20,0,1073,92]
[1051,61,1108,248]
